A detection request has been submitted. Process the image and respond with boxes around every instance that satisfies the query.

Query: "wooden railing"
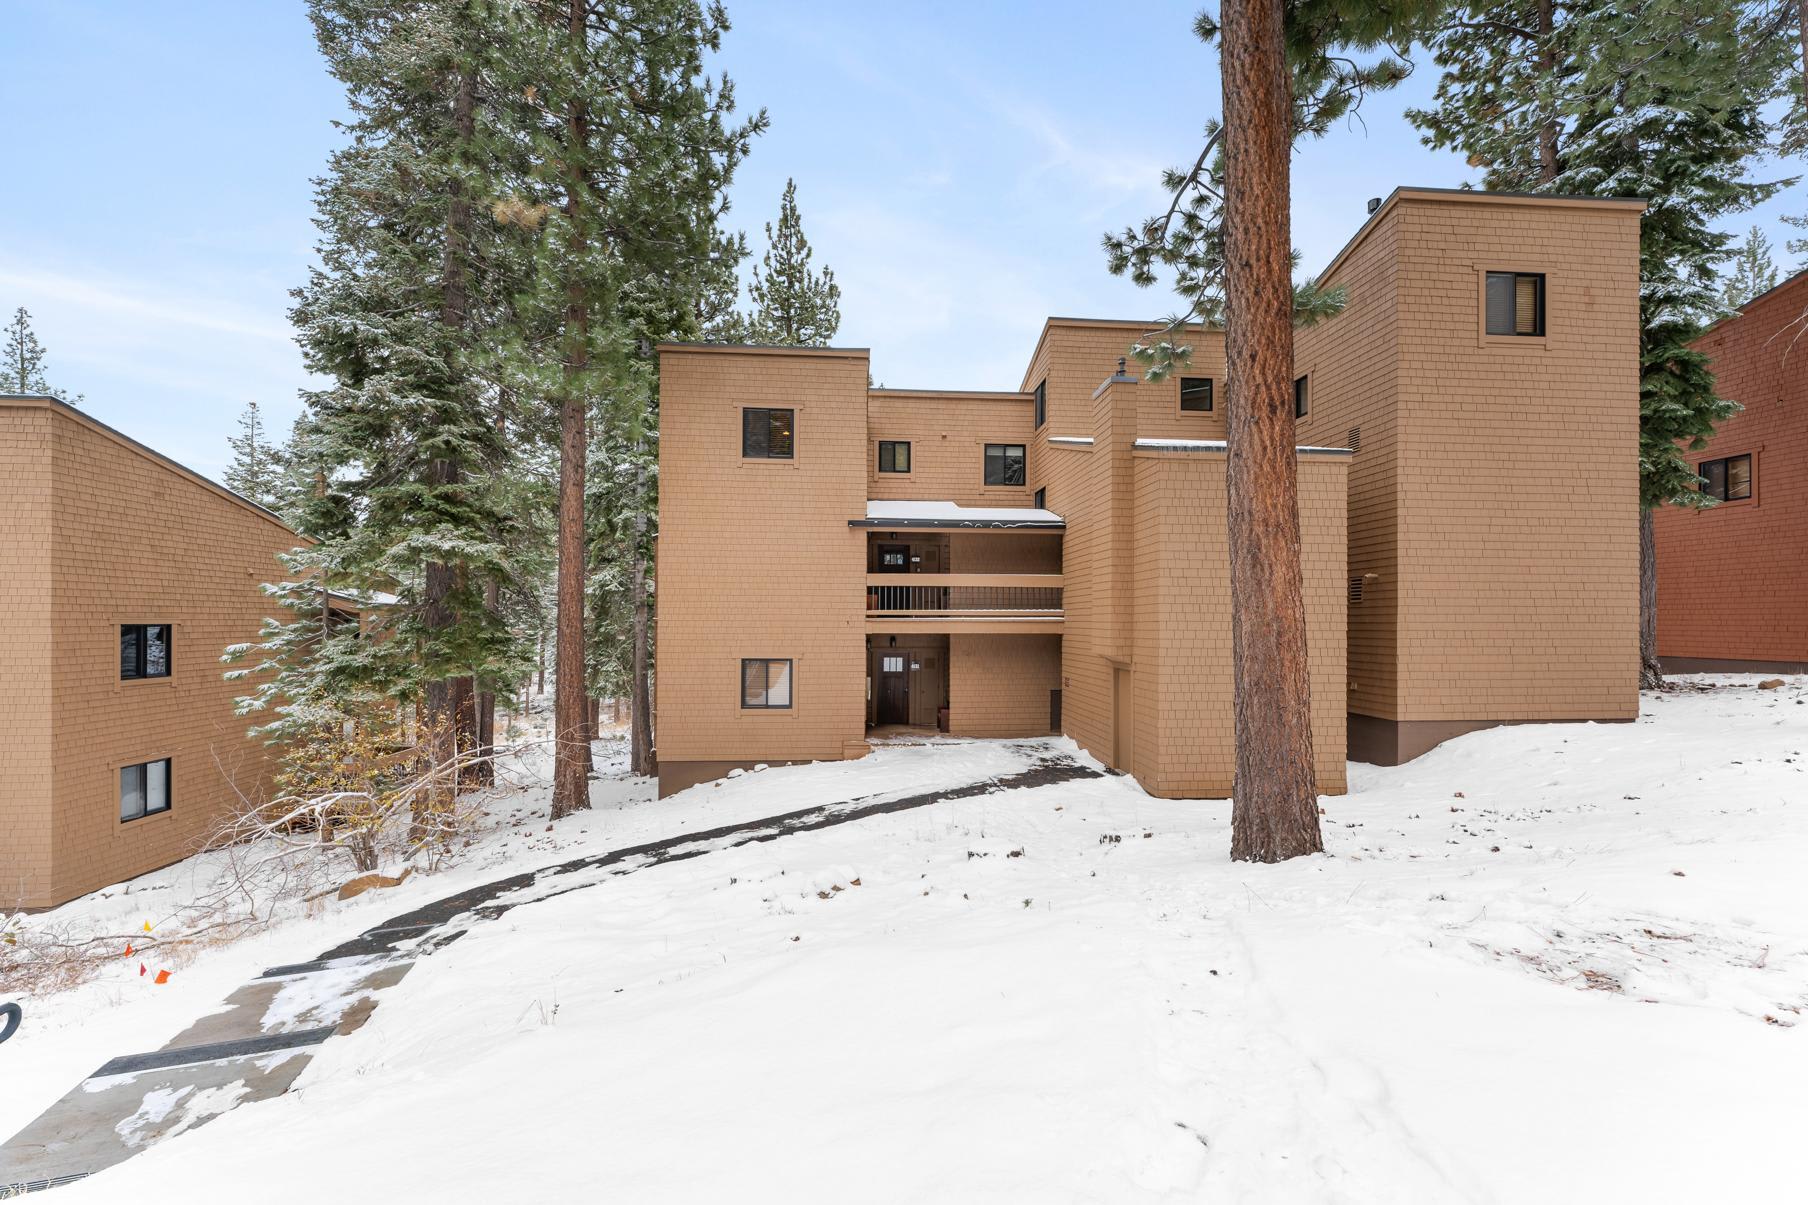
[865,573,1063,617]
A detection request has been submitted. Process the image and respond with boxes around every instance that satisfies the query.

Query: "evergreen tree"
[224,400,284,509]
[495,0,764,814]
[747,178,841,345]
[1720,226,1780,310]
[697,224,755,342]
[1409,0,1788,687]
[3,307,82,404]
[1104,0,1445,864]
[255,0,532,763]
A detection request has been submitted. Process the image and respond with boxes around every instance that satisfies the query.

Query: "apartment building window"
[1294,375,1309,418]
[741,658,793,709]
[984,443,1026,486]
[1484,272,1544,336]
[120,624,172,680]
[1034,487,1046,509]
[1699,453,1752,502]
[878,441,911,473]
[1034,380,1047,429]
[120,758,171,823]
[1179,377,1213,412]
[742,407,794,459]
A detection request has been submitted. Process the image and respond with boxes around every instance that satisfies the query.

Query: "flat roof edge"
[1315,185,1647,287]
[868,388,1034,400]
[849,518,1066,530]
[657,341,869,359]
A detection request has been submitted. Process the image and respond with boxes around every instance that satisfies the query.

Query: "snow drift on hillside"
[24,677,1808,1203]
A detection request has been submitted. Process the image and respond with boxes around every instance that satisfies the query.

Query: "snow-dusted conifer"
[224,401,283,509]
[1720,226,1781,310]
[748,178,840,346]
[3,307,82,404]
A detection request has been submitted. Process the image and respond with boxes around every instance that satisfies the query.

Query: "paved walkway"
[0,748,1099,1195]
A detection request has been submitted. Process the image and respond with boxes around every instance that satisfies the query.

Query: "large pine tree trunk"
[1220,0,1322,864]
[473,576,500,786]
[1536,0,1558,182]
[631,539,654,777]
[1639,508,1663,689]
[422,61,480,807]
[550,4,593,819]
[630,455,655,776]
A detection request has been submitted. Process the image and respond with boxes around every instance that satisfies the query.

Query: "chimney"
[1366,197,1382,215]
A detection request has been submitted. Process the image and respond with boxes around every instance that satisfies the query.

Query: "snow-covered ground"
[9,678,1808,1202]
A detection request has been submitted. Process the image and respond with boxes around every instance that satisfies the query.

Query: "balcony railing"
[865,573,1063,618]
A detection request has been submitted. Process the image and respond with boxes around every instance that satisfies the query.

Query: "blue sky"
[4,1,1803,478]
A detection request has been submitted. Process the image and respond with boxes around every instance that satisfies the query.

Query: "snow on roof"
[855,500,1064,528]
[1132,438,1352,456]
[1134,438,1226,451]
[1046,436,1095,446]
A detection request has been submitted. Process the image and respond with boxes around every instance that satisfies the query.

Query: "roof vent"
[1348,426,1361,453]
[1366,197,1381,214]
[1348,576,1364,604]
[1117,356,1127,375]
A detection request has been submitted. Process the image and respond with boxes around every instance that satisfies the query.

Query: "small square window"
[121,624,172,680]
[741,658,793,709]
[1485,272,1545,336]
[984,443,1026,487]
[1179,377,1213,412]
[878,441,911,473]
[120,758,171,823]
[742,408,795,459]
[1699,453,1752,502]
[1294,375,1309,419]
[1033,380,1047,429]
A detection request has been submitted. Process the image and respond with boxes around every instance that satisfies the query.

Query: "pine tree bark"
[631,457,655,776]
[423,60,480,796]
[1639,507,1663,689]
[550,0,592,820]
[1220,0,1322,863]
[1536,0,1558,182]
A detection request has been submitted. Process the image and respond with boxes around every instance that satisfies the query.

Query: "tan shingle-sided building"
[655,187,1644,796]
[1,395,296,909]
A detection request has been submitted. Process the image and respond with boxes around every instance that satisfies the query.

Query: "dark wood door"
[877,652,909,725]
[876,544,909,610]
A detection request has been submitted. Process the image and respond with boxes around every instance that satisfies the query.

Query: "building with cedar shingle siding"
[654,189,1647,795]
[1,395,297,909]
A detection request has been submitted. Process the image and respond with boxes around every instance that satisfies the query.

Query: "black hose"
[0,1002,20,1045]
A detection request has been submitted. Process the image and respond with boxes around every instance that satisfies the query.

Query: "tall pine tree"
[263,0,531,765]
[747,178,841,345]
[1410,0,1788,687]
[1721,226,1781,309]
[494,0,764,814]
[1105,0,1445,863]
[224,400,284,509]
[3,307,82,404]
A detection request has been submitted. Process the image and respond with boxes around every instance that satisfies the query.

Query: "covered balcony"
[853,501,1064,633]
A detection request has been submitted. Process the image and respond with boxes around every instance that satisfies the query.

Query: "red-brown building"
[1654,270,1808,673]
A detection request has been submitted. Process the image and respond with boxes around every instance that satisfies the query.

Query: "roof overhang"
[852,501,1065,530]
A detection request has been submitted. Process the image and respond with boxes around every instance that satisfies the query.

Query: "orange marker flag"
[123,942,134,957]
[138,964,147,976]
[153,970,171,985]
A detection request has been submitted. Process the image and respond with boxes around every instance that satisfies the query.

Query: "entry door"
[878,653,909,725]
